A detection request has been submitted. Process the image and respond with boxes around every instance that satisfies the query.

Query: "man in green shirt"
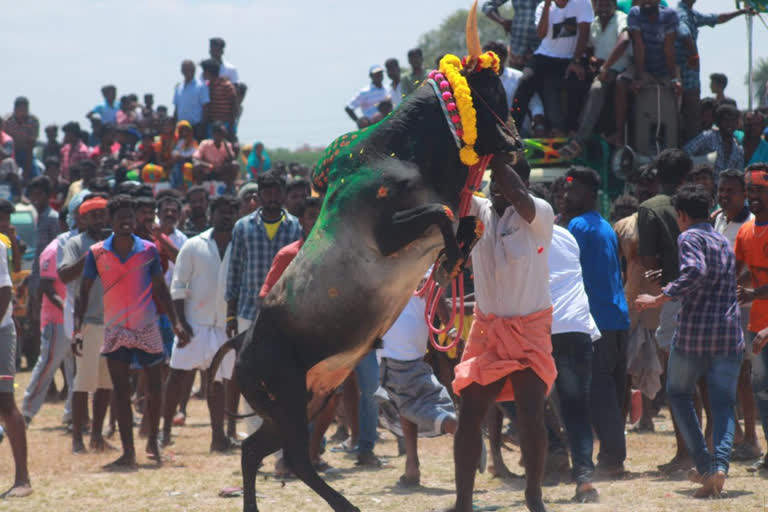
[401,48,429,97]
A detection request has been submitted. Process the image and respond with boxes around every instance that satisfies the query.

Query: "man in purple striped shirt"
[637,184,743,498]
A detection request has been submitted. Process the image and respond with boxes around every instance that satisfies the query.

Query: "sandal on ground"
[1,485,33,499]
[312,458,331,472]
[218,486,243,498]
[172,412,186,426]
[747,457,768,473]
[731,442,762,462]
[572,486,599,504]
[397,474,421,488]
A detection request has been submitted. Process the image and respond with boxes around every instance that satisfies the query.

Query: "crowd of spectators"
[2,0,768,505]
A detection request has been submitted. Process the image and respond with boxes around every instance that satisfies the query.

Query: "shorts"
[169,323,234,381]
[380,357,456,437]
[618,64,670,84]
[0,324,17,394]
[655,300,681,350]
[105,347,164,368]
[73,323,113,392]
[158,314,175,361]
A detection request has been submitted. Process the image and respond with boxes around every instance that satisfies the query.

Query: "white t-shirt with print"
[535,0,595,60]
[469,195,554,317]
[549,225,600,339]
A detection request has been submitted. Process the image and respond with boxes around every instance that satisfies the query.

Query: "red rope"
[424,154,493,352]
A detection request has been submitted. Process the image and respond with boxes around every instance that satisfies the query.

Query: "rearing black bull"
[212,8,523,512]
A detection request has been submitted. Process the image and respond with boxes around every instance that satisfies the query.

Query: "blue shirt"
[92,102,119,125]
[173,79,210,125]
[675,2,718,65]
[225,209,302,320]
[627,6,679,78]
[568,211,630,331]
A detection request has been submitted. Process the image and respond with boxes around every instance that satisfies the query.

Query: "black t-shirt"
[637,194,680,286]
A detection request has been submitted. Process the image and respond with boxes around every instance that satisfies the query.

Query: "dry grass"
[1,370,767,512]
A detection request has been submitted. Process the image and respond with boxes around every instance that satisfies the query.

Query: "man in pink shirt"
[59,122,90,181]
[192,121,237,188]
[76,195,188,469]
[21,238,74,425]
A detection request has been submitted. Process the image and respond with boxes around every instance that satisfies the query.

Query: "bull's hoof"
[243,504,259,512]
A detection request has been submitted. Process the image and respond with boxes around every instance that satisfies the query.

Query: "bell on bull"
[208,2,524,511]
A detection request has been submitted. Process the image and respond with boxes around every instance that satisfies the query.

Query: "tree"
[747,56,768,107]
[416,7,512,70]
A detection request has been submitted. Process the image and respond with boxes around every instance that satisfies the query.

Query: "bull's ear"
[496,120,524,153]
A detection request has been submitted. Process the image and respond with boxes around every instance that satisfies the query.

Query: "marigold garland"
[438,51,501,166]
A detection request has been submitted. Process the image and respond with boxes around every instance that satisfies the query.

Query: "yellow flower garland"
[439,51,501,166]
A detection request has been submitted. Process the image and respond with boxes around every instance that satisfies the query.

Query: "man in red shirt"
[259,197,330,470]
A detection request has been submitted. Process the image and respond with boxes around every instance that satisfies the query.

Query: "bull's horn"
[466,0,482,59]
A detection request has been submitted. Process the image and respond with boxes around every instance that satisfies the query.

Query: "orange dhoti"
[452,307,556,402]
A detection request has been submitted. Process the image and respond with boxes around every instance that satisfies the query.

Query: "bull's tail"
[207,332,261,419]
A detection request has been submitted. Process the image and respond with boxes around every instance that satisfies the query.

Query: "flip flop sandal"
[218,486,243,498]
[572,487,599,503]
[397,474,421,488]
[1,485,33,499]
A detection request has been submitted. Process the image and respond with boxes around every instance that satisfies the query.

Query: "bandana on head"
[79,197,108,215]
[746,169,768,188]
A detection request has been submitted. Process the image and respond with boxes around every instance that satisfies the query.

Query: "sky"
[1,0,764,150]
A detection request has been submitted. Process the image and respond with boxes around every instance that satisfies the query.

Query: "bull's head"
[463,0,523,157]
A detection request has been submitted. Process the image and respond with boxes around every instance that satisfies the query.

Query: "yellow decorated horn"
[466,0,482,59]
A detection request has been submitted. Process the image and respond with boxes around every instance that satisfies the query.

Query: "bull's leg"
[375,204,460,272]
[274,377,360,512]
[241,418,281,512]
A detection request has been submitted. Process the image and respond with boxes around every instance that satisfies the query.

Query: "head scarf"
[246,141,271,179]
[238,181,259,199]
[79,197,108,215]
[746,168,768,188]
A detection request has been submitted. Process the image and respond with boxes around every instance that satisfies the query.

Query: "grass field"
[1,370,767,512]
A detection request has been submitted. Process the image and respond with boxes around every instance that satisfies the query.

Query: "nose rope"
[419,153,493,353]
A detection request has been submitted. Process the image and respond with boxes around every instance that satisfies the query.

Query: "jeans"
[21,323,74,420]
[552,332,595,484]
[512,54,588,133]
[667,347,742,475]
[355,350,379,454]
[590,330,628,467]
[751,335,768,445]
[575,74,615,145]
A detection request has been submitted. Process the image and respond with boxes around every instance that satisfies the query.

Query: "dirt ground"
[1,370,767,512]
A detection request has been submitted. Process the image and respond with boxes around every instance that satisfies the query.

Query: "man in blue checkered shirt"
[675,0,752,143]
[225,171,301,339]
[636,184,743,498]
[482,0,540,69]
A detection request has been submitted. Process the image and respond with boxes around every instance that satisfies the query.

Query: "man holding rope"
[447,154,555,512]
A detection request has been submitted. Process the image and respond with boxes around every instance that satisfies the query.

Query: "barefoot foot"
[103,453,138,471]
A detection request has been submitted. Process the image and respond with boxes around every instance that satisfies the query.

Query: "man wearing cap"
[735,163,768,473]
[208,37,239,85]
[345,65,391,128]
[58,195,114,453]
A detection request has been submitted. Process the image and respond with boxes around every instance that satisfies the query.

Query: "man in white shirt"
[547,223,601,502]
[511,0,594,136]
[448,155,555,512]
[345,66,391,128]
[385,58,403,108]
[562,0,631,158]
[713,169,761,461]
[378,283,457,488]
[208,38,239,85]
[0,199,32,498]
[163,195,239,452]
[483,42,545,137]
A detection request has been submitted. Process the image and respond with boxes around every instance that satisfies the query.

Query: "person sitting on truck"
[609,0,681,148]
[683,103,744,179]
